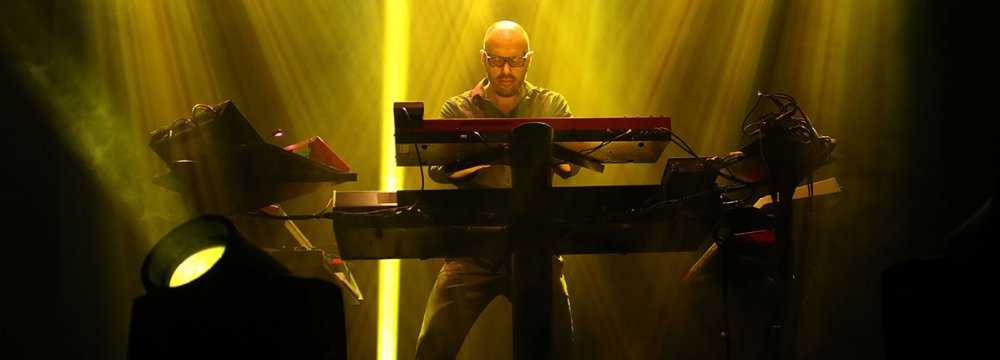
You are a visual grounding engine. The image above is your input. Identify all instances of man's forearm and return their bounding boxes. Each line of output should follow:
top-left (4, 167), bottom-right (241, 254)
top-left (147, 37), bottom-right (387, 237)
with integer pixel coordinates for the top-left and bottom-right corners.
top-left (447, 164), bottom-right (492, 180)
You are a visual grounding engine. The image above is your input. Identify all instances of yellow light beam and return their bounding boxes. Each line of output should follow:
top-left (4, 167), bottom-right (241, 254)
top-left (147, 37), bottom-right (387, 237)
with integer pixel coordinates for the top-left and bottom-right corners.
top-left (379, 0), bottom-right (408, 359)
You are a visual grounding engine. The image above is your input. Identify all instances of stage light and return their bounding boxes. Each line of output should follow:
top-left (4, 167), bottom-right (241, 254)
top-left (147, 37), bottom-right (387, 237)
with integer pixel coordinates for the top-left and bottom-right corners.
top-left (129, 215), bottom-right (347, 359)
top-left (139, 216), bottom-right (234, 293)
top-left (167, 245), bottom-right (224, 287)
top-left (138, 215), bottom-right (291, 295)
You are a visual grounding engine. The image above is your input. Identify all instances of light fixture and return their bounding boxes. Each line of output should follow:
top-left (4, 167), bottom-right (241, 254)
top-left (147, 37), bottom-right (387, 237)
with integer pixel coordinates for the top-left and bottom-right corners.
top-left (128, 215), bottom-right (347, 359)
top-left (138, 215), bottom-right (288, 294)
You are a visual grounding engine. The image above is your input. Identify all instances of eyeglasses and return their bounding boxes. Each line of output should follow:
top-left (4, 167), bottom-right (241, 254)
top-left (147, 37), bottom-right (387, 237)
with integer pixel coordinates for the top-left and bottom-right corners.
top-left (482, 50), bottom-right (533, 68)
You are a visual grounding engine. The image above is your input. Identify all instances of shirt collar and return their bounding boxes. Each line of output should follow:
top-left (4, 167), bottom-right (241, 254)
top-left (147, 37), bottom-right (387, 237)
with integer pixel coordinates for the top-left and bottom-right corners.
top-left (471, 78), bottom-right (538, 101)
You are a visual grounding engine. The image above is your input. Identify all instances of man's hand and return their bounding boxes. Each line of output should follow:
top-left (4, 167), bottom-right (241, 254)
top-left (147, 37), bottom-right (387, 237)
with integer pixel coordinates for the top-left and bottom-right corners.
top-left (447, 164), bottom-right (492, 180)
top-left (554, 163), bottom-right (574, 179)
top-left (448, 163), bottom-right (574, 180)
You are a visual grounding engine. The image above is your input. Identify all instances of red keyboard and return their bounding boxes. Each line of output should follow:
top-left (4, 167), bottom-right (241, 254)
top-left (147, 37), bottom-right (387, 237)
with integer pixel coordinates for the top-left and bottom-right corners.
top-left (399, 116), bottom-right (671, 133)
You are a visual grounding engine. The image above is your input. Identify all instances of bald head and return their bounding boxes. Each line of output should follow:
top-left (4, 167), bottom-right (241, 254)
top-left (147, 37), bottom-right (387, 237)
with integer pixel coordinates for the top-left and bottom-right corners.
top-left (481, 21), bottom-right (533, 98)
top-left (483, 20), bottom-right (530, 52)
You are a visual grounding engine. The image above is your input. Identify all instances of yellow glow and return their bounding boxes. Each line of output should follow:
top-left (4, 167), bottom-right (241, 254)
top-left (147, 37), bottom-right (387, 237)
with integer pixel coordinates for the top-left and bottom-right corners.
top-left (382, 2), bottom-right (408, 192)
top-left (0, 1), bottom-right (914, 357)
top-left (379, 0), bottom-right (409, 359)
top-left (168, 245), bottom-right (225, 288)
top-left (377, 258), bottom-right (401, 359)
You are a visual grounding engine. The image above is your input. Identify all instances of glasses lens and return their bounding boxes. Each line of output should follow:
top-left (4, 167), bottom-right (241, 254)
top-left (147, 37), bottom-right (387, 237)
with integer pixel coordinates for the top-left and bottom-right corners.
top-left (487, 55), bottom-right (527, 68)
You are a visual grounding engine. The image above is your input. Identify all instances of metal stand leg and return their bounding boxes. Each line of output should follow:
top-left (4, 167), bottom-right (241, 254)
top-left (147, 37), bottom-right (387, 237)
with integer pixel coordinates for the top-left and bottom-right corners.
top-left (509, 122), bottom-right (555, 359)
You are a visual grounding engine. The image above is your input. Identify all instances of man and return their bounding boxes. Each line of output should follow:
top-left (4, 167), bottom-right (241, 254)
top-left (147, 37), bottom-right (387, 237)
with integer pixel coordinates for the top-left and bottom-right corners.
top-left (416, 21), bottom-right (576, 359)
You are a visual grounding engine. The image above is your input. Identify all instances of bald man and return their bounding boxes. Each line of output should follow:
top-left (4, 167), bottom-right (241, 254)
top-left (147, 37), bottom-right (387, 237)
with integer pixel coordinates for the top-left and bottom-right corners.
top-left (417, 21), bottom-right (576, 359)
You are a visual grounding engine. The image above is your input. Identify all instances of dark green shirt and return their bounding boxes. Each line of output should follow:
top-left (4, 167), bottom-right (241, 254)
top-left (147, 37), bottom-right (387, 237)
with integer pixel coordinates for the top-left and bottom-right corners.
top-left (430, 79), bottom-right (574, 188)
top-left (440, 78), bottom-right (572, 119)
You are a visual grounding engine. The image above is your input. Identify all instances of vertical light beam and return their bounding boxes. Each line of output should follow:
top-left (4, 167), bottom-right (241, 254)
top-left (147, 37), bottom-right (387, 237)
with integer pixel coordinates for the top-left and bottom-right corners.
top-left (379, 0), bottom-right (408, 359)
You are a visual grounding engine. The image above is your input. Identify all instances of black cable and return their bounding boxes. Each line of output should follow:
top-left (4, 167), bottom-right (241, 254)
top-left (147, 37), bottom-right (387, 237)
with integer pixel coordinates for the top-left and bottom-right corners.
top-left (798, 105), bottom-right (820, 139)
top-left (472, 131), bottom-right (492, 150)
top-left (674, 132), bottom-right (698, 157)
top-left (656, 127), bottom-right (699, 158)
top-left (402, 107), bottom-right (427, 191)
top-left (583, 187), bottom-right (720, 223)
top-left (249, 204), bottom-right (417, 220)
top-left (190, 103), bottom-right (216, 125)
top-left (717, 171), bottom-right (749, 185)
top-left (244, 210), bottom-right (327, 220)
top-left (163, 117), bottom-right (195, 165)
top-left (308, 193), bottom-right (337, 218)
top-left (630, 188), bottom-right (718, 218)
top-left (571, 126), bottom-right (699, 160)
top-left (774, 93), bottom-right (814, 139)
top-left (246, 189), bottom-right (503, 223)
top-left (333, 206), bottom-right (416, 217)
top-left (579, 129), bottom-right (633, 155)
top-left (414, 143), bottom-right (425, 191)
top-left (168, 117), bottom-right (193, 132)
top-left (741, 91), bottom-right (765, 137)
top-left (165, 104), bottom-right (217, 163)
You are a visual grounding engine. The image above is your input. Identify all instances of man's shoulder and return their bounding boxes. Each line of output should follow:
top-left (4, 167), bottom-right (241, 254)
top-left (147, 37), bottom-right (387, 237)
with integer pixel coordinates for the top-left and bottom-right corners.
top-left (524, 81), bottom-right (571, 117)
top-left (443, 90), bottom-right (475, 106)
top-left (440, 89), bottom-right (480, 118)
top-left (448, 80), bottom-right (487, 105)
top-left (525, 81), bottom-right (567, 101)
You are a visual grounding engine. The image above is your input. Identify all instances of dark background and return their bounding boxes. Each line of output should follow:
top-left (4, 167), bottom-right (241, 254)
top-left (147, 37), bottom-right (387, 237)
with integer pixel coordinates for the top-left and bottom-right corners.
top-left (1, 1), bottom-right (996, 359)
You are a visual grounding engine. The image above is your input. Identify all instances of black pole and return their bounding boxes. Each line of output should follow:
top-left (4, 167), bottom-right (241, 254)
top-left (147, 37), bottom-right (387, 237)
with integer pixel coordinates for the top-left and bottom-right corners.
top-left (509, 122), bottom-right (555, 359)
top-left (770, 185), bottom-right (796, 360)
top-left (718, 237), bottom-right (734, 360)
top-left (759, 124), bottom-right (808, 360)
